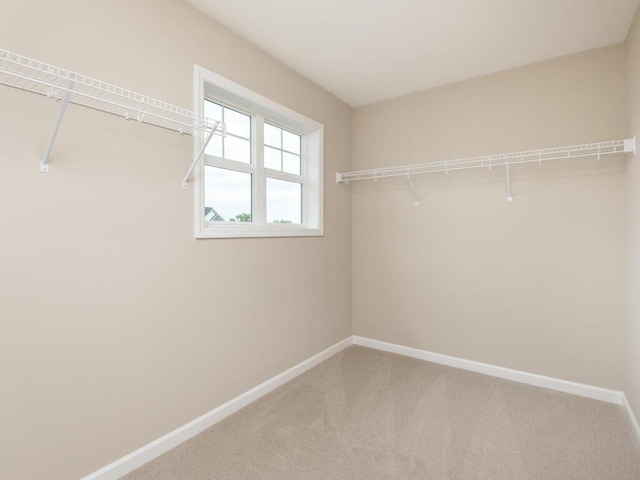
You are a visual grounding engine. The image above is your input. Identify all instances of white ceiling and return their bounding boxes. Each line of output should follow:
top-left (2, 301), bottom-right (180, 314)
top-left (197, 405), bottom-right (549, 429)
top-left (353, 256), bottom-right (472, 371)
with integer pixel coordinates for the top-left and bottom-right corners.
top-left (184, 0), bottom-right (640, 107)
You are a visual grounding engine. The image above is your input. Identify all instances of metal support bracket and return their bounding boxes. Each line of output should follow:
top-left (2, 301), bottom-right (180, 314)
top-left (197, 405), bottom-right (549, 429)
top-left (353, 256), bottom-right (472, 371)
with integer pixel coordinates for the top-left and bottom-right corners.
top-left (40, 79), bottom-right (75, 172)
top-left (407, 174), bottom-right (420, 206)
top-left (506, 163), bottom-right (513, 202)
top-left (181, 124), bottom-right (219, 188)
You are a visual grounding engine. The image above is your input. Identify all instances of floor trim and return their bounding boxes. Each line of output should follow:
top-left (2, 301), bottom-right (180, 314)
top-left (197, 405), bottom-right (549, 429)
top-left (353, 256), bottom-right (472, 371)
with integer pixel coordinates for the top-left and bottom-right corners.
top-left (352, 336), bottom-right (624, 405)
top-left (623, 394), bottom-right (640, 447)
top-left (82, 335), bottom-right (630, 479)
top-left (80, 336), bottom-right (353, 480)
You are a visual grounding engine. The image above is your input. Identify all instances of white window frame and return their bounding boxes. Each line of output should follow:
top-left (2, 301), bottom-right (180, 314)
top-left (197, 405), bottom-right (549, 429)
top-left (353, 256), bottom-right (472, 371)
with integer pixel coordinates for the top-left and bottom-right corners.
top-left (193, 65), bottom-right (323, 239)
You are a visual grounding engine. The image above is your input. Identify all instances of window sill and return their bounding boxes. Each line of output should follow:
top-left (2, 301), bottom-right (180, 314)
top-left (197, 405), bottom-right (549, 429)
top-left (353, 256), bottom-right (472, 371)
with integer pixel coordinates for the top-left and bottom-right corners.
top-left (196, 225), bottom-right (323, 239)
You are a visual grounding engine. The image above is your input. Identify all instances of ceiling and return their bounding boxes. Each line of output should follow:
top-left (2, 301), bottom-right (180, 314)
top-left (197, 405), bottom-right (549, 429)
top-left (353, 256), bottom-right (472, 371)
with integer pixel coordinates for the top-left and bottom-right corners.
top-left (184, 0), bottom-right (640, 107)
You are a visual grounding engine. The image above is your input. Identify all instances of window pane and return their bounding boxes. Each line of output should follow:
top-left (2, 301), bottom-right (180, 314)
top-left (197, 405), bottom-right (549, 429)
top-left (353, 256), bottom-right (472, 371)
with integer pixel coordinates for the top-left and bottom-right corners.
top-left (264, 123), bottom-right (281, 148)
top-left (283, 152), bottom-right (300, 175)
top-left (264, 146), bottom-right (281, 171)
top-left (224, 108), bottom-right (251, 139)
top-left (225, 136), bottom-right (251, 163)
top-left (205, 135), bottom-right (222, 157)
top-left (204, 166), bottom-right (252, 223)
top-left (204, 101), bottom-right (223, 157)
top-left (282, 130), bottom-right (300, 154)
top-left (204, 101), bottom-right (222, 122)
top-left (266, 178), bottom-right (302, 224)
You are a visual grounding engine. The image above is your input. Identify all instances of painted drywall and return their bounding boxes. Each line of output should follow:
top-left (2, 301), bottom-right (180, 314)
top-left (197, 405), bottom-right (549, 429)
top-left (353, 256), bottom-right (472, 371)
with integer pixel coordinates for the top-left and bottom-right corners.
top-left (352, 45), bottom-right (627, 391)
top-left (0, 1), bottom-right (351, 479)
top-left (626, 7), bottom-right (640, 428)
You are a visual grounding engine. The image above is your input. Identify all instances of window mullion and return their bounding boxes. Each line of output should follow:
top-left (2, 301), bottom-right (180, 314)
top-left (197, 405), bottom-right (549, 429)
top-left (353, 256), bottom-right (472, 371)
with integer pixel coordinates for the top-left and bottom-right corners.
top-left (264, 170), bottom-right (304, 183)
top-left (254, 115), bottom-right (266, 227)
top-left (204, 155), bottom-right (254, 174)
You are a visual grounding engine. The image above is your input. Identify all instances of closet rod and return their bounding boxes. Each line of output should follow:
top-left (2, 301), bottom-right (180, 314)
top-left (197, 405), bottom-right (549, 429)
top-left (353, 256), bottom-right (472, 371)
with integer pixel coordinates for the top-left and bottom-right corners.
top-left (0, 48), bottom-right (224, 178)
top-left (336, 137), bottom-right (636, 184)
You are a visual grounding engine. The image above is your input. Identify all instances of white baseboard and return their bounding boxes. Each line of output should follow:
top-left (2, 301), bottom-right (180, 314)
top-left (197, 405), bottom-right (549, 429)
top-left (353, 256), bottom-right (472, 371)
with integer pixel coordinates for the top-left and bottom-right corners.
top-left (81, 336), bottom-right (352, 480)
top-left (352, 336), bottom-right (624, 405)
top-left (83, 335), bottom-right (631, 480)
top-left (623, 394), bottom-right (640, 447)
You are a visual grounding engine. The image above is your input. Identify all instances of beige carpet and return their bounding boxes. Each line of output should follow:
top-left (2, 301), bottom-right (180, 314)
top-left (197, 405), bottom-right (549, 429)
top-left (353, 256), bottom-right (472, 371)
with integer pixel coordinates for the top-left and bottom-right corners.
top-left (124, 346), bottom-right (640, 480)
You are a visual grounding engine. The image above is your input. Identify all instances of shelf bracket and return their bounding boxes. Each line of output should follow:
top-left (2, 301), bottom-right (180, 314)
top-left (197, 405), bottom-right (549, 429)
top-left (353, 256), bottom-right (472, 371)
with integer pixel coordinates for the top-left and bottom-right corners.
top-left (625, 136), bottom-right (637, 154)
top-left (181, 124), bottom-right (219, 188)
top-left (40, 79), bottom-right (75, 172)
top-left (407, 173), bottom-right (420, 206)
top-left (506, 163), bottom-right (513, 202)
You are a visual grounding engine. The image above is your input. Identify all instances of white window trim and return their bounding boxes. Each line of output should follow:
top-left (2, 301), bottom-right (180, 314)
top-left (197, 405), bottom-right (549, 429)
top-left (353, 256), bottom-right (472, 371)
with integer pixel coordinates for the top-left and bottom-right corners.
top-left (193, 65), bottom-right (323, 239)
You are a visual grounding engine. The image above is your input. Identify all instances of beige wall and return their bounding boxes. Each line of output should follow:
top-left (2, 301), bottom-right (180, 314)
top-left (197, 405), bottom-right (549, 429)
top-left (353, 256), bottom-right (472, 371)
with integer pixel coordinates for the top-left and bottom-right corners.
top-left (0, 1), bottom-right (636, 479)
top-left (352, 45), bottom-right (627, 390)
top-left (0, 1), bottom-right (352, 479)
top-left (626, 8), bottom-right (640, 426)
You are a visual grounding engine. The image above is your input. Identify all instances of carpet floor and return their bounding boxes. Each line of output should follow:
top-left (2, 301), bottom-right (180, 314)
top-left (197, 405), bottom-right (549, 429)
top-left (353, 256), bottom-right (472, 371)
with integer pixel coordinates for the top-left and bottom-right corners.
top-left (123, 346), bottom-right (640, 480)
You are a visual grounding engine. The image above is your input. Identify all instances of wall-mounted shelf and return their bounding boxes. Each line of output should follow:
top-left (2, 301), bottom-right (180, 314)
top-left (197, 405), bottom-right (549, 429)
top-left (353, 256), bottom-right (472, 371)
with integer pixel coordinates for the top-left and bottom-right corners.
top-left (0, 48), bottom-right (224, 186)
top-left (337, 137), bottom-right (636, 204)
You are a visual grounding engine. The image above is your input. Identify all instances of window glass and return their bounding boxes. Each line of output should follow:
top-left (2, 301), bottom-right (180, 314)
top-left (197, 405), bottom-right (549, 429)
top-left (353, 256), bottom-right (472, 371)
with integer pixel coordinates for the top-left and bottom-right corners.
top-left (224, 108), bottom-right (251, 139)
top-left (264, 123), bottom-right (281, 148)
top-left (205, 135), bottom-right (223, 158)
top-left (264, 146), bottom-right (281, 171)
top-left (204, 101), bottom-right (222, 122)
top-left (204, 101), bottom-right (251, 163)
top-left (204, 166), bottom-right (252, 222)
top-left (224, 136), bottom-right (251, 164)
top-left (283, 152), bottom-right (300, 175)
top-left (282, 130), bottom-right (300, 154)
top-left (264, 123), bottom-right (301, 175)
top-left (266, 178), bottom-right (301, 224)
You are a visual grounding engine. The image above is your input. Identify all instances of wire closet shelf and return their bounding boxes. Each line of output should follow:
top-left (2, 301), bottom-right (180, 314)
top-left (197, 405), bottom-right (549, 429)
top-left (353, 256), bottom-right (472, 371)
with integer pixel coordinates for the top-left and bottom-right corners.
top-left (0, 48), bottom-right (224, 183)
top-left (337, 138), bottom-right (636, 184)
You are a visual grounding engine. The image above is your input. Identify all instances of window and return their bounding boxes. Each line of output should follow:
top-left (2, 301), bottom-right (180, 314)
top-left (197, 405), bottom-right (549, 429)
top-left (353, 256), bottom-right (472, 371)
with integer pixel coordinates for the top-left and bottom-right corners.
top-left (193, 66), bottom-right (323, 238)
